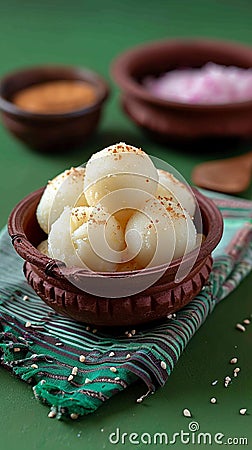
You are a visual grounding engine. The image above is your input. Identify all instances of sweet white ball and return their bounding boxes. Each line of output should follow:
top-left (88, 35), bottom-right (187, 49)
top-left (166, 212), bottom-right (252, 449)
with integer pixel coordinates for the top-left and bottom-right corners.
top-left (84, 143), bottom-right (158, 214)
top-left (125, 196), bottom-right (197, 268)
top-left (156, 169), bottom-right (196, 217)
top-left (48, 205), bottom-right (125, 272)
top-left (37, 167), bottom-right (88, 234)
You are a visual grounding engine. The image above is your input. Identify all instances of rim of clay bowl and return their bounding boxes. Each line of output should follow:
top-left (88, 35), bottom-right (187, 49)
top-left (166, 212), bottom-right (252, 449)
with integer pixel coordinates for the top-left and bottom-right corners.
top-left (111, 38), bottom-right (252, 111)
top-left (0, 64), bottom-right (110, 120)
top-left (8, 187), bottom-right (223, 282)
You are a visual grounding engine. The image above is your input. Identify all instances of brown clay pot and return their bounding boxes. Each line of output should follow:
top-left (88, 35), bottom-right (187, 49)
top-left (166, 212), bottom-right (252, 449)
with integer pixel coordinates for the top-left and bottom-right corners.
top-left (0, 65), bottom-right (109, 152)
top-left (8, 188), bottom-right (223, 327)
top-left (112, 39), bottom-right (252, 141)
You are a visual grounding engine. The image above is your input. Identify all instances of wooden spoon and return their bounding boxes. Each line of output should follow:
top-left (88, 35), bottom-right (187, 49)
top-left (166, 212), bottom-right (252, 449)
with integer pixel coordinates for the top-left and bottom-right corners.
top-left (191, 151), bottom-right (252, 194)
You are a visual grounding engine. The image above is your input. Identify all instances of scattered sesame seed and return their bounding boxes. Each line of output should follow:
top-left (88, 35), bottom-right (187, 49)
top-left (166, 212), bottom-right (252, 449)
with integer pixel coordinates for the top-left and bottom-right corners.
top-left (236, 323), bottom-right (246, 332)
top-left (224, 376), bottom-right (231, 387)
top-left (243, 319), bottom-right (250, 325)
top-left (85, 378), bottom-right (92, 384)
top-left (131, 330), bottom-right (136, 336)
top-left (160, 361), bottom-right (167, 370)
top-left (48, 410), bottom-right (56, 418)
top-left (109, 352), bottom-right (115, 357)
top-left (72, 367), bottom-right (78, 376)
top-left (125, 331), bottom-right (129, 335)
top-left (126, 354), bottom-right (131, 359)
top-left (14, 347), bottom-right (21, 352)
top-left (230, 357), bottom-right (238, 364)
top-left (55, 342), bottom-right (63, 346)
top-left (210, 397), bottom-right (217, 404)
top-left (127, 333), bottom-right (132, 338)
top-left (167, 314), bottom-right (173, 319)
top-left (92, 329), bottom-right (97, 334)
top-left (114, 377), bottom-right (120, 381)
top-left (70, 413), bottom-right (79, 420)
top-left (239, 408), bottom-right (247, 415)
top-left (211, 380), bottom-right (218, 386)
top-left (234, 367), bottom-right (240, 375)
top-left (31, 364), bottom-right (38, 369)
top-left (25, 321), bottom-right (32, 328)
top-left (86, 326), bottom-right (90, 331)
top-left (110, 367), bottom-right (117, 373)
top-left (23, 295), bottom-right (29, 301)
top-left (79, 355), bottom-right (85, 363)
top-left (68, 375), bottom-right (74, 382)
top-left (183, 408), bottom-right (192, 418)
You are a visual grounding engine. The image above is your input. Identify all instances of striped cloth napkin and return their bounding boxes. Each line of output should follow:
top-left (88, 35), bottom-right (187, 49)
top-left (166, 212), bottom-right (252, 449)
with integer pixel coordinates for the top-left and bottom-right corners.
top-left (0, 190), bottom-right (252, 420)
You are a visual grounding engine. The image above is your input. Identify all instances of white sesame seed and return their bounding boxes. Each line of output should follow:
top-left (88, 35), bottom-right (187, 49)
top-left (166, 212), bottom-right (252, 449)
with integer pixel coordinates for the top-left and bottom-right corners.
top-left (234, 367), bottom-right (240, 374)
top-left (114, 377), bottom-right (120, 381)
top-left (55, 342), bottom-right (63, 346)
top-left (167, 314), bottom-right (173, 319)
top-left (14, 347), bottom-right (21, 352)
top-left (70, 413), bottom-right (79, 420)
top-left (25, 321), bottom-right (32, 328)
top-left (210, 397), bottom-right (217, 404)
top-left (243, 319), bottom-right (250, 325)
top-left (131, 330), bottom-right (136, 336)
top-left (85, 378), bottom-right (92, 384)
top-left (23, 295), bottom-right (29, 301)
top-left (126, 354), bottom-right (131, 359)
top-left (86, 326), bottom-right (90, 331)
top-left (136, 397), bottom-right (143, 403)
top-left (236, 323), bottom-right (246, 332)
top-left (125, 331), bottom-right (129, 335)
top-left (48, 410), bottom-right (56, 418)
top-left (72, 367), bottom-right (78, 376)
top-left (31, 364), bottom-right (38, 369)
top-left (127, 333), bottom-right (132, 338)
top-left (183, 408), bottom-right (192, 418)
top-left (92, 329), bottom-right (97, 334)
top-left (224, 376), bottom-right (231, 387)
top-left (230, 357), bottom-right (238, 364)
top-left (239, 408), bottom-right (247, 415)
top-left (110, 367), bottom-right (117, 373)
top-left (109, 352), bottom-right (115, 357)
top-left (79, 355), bottom-right (85, 363)
top-left (211, 380), bottom-right (218, 386)
top-left (161, 361), bottom-right (167, 370)
top-left (68, 375), bottom-right (74, 382)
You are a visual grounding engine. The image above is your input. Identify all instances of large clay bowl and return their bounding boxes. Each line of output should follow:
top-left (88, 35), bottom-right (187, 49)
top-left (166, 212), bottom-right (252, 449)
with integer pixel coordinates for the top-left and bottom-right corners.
top-left (112, 38), bottom-right (252, 142)
top-left (8, 188), bottom-right (223, 327)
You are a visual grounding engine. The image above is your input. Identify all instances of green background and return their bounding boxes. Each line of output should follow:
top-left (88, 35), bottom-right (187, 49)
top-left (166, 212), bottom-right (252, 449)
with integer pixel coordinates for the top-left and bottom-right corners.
top-left (0, 1), bottom-right (251, 449)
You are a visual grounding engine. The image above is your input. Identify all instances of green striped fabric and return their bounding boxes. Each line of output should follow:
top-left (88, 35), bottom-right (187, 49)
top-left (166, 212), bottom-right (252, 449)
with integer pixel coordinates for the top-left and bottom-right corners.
top-left (0, 191), bottom-right (252, 419)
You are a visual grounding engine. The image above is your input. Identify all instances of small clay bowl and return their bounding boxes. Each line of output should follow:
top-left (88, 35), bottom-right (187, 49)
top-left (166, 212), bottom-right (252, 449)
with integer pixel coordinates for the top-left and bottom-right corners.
top-left (8, 188), bottom-right (223, 327)
top-left (111, 38), bottom-right (252, 142)
top-left (0, 65), bottom-right (109, 152)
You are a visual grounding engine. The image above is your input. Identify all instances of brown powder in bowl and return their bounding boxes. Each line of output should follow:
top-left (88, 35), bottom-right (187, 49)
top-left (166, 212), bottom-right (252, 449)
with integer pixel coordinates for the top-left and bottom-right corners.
top-left (12, 80), bottom-right (97, 114)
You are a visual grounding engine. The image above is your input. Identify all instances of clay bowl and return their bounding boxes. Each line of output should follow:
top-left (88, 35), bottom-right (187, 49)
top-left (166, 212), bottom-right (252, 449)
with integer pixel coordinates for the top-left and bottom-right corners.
top-left (111, 38), bottom-right (252, 142)
top-left (8, 187), bottom-right (223, 327)
top-left (0, 65), bottom-right (109, 152)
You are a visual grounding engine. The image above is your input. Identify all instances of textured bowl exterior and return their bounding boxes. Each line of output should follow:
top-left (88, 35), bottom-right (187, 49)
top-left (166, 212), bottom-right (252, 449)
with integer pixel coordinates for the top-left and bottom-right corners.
top-left (0, 65), bottom-right (109, 152)
top-left (8, 187), bottom-right (223, 327)
top-left (24, 256), bottom-right (212, 326)
top-left (112, 39), bottom-right (252, 140)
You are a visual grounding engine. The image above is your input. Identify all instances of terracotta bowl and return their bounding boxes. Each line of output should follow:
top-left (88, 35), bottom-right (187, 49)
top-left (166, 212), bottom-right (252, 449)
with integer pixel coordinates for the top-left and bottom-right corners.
top-left (0, 65), bottom-right (109, 152)
top-left (8, 187), bottom-right (223, 327)
top-left (111, 38), bottom-right (252, 142)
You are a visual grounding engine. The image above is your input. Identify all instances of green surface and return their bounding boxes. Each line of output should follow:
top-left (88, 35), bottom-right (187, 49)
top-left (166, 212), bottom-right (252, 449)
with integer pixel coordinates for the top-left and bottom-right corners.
top-left (0, 1), bottom-right (251, 449)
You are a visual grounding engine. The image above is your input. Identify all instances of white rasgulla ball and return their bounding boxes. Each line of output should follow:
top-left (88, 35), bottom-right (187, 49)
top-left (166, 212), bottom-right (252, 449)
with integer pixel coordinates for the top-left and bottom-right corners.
top-left (156, 169), bottom-right (196, 217)
top-left (37, 167), bottom-right (88, 234)
top-left (48, 205), bottom-right (125, 272)
top-left (84, 142), bottom-right (158, 214)
top-left (125, 196), bottom-right (197, 268)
